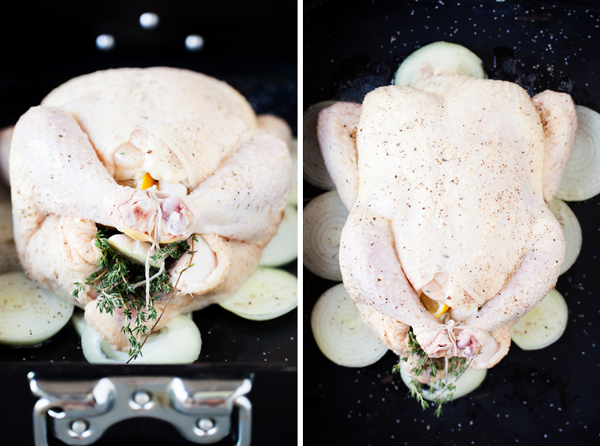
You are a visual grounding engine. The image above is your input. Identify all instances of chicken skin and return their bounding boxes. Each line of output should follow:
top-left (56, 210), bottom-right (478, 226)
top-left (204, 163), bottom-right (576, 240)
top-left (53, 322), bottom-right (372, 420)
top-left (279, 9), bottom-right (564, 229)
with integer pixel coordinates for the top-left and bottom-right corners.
top-left (318, 74), bottom-right (576, 368)
top-left (10, 67), bottom-right (291, 350)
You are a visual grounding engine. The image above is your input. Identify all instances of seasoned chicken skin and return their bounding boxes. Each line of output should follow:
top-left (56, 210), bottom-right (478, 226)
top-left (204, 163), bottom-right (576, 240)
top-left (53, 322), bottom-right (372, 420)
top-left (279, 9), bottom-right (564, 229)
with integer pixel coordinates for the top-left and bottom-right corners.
top-left (10, 67), bottom-right (291, 350)
top-left (318, 74), bottom-right (576, 368)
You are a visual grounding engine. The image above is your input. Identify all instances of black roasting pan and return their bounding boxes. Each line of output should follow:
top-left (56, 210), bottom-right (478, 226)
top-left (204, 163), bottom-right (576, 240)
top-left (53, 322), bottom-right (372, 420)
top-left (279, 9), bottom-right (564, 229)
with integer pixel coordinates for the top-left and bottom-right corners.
top-left (304, 0), bottom-right (600, 444)
top-left (0, 1), bottom-right (297, 445)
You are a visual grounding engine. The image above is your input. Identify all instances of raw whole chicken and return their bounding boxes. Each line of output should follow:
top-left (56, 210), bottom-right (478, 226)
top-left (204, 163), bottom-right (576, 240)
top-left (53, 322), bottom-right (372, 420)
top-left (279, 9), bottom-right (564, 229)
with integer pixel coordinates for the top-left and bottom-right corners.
top-left (10, 67), bottom-right (291, 351)
top-left (317, 74), bottom-right (576, 369)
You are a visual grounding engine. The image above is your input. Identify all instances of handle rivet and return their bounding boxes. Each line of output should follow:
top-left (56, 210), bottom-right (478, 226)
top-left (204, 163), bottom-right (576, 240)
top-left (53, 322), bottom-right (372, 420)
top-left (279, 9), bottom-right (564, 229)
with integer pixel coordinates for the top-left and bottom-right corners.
top-left (197, 417), bottom-right (215, 434)
top-left (70, 419), bottom-right (88, 434)
top-left (132, 390), bottom-right (152, 408)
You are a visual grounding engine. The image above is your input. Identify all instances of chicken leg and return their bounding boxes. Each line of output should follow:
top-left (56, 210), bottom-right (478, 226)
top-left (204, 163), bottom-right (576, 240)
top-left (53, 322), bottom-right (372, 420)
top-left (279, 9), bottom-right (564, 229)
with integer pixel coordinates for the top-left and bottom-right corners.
top-left (340, 204), bottom-right (485, 357)
top-left (318, 102), bottom-right (361, 210)
top-left (531, 90), bottom-right (577, 202)
top-left (11, 106), bottom-right (195, 243)
top-left (463, 205), bottom-right (564, 332)
top-left (183, 131), bottom-right (291, 243)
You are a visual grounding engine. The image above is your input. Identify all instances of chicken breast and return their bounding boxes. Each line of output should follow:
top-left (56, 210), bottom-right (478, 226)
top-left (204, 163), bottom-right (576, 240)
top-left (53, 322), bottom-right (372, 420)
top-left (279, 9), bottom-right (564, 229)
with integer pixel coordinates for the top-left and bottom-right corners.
top-left (10, 67), bottom-right (291, 350)
top-left (318, 74), bottom-right (576, 368)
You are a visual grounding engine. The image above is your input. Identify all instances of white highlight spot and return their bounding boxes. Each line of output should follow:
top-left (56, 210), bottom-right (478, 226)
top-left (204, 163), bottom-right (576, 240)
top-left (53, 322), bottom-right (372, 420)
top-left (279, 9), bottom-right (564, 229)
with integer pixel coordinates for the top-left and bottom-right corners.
top-left (140, 12), bottom-right (159, 29)
top-left (96, 34), bottom-right (115, 51)
top-left (186, 34), bottom-right (205, 51)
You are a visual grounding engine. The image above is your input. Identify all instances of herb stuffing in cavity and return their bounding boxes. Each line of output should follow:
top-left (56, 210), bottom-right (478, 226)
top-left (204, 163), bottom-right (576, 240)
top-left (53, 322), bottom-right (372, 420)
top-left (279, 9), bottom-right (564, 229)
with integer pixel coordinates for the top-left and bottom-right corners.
top-left (73, 229), bottom-right (197, 361)
top-left (392, 329), bottom-right (470, 417)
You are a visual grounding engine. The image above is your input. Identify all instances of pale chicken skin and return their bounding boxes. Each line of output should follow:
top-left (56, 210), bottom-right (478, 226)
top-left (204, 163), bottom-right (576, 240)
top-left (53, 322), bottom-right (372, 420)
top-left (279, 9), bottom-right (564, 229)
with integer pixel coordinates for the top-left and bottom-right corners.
top-left (10, 67), bottom-right (291, 351)
top-left (318, 74), bottom-right (576, 369)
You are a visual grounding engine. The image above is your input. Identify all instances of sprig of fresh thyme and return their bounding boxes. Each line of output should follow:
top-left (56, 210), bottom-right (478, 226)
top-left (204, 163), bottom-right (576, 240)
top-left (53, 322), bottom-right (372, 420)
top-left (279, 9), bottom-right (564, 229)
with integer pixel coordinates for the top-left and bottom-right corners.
top-left (127, 235), bottom-right (198, 364)
top-left (73, 229), bottom-right (192, 360)
top-left (392, 328), bottom-right (470, 417)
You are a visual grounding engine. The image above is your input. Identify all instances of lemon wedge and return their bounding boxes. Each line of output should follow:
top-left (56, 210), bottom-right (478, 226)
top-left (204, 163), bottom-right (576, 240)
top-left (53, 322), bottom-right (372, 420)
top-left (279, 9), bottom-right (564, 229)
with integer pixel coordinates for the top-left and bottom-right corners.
top-left (141, 172), bottom-right (157, 190)
top-left (122, 227), bottom-right (153, 242)
top-left (420, 293), bottom-right (449, 319)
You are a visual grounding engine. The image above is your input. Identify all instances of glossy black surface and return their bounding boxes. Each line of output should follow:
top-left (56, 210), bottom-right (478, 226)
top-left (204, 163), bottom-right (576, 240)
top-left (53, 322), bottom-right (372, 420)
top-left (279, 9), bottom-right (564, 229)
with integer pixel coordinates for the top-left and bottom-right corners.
top-left (304, 0), bottom-right (600, 444)
top-left (0, 1), bottom-right (297, 444)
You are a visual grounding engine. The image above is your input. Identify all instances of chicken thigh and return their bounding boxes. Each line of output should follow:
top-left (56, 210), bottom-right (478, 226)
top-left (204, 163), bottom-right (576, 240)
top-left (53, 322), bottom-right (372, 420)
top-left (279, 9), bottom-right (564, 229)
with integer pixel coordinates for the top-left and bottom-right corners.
top-left (318, 74), bottom-right (576, 368)
top-left (10, 67), bottom-right (291, 350)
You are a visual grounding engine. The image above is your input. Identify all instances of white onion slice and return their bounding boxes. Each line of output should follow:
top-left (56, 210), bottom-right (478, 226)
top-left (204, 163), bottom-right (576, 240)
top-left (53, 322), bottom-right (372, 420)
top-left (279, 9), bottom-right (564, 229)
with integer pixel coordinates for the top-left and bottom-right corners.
top-left (0, 126), bottom-right (12, 185)
top-left (81, 315), bottom-right (202, 364)
top-left (394, 41), bottom-right (486, 87)
top-left (260, 205), bottom-right (298, 267)
top-left (107, 233), bottom-right (161, 268)
top-left (71, 310), bottom-right (87, 336)
top-left (399, 365), bottom-right (487, 401)
top-left (0, 271), bottom-right (74, 345)
top-left (547, 198), bottom-right (582, 274)
top-left (510, 289), bottom-right (568, 351)
top-left (158, 180), bottom-right (188, 198)
top-left (311, 283), bottom-right (388, 367)
top-left (219, 267), bottom-right (297, 321)
top-left (80, 324), bottom-right (120, 364)
top-left (303, 190), bottom-right (348, 281)
top-left (0, 200), bottom-right (20, 274)
top-left (304, 101), bottom-right (337, 190)
top-left (289, 138), bottom-right (298, 206)
top-left (556, 105), bottom-right (600, 201)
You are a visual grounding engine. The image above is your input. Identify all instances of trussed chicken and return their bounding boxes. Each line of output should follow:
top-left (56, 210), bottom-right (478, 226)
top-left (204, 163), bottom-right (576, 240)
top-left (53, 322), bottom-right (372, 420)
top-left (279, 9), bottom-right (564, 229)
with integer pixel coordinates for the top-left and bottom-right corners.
top-left (318, 74), bottom-right (576, 369)
top-left (10, 67), bottom-right (291, 350)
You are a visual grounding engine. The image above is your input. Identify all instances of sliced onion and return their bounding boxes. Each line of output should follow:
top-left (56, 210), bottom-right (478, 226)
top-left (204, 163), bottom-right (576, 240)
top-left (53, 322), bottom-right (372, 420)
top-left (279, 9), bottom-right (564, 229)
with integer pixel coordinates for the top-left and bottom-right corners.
top-left (510, 289), bottom-right (568, 351)
top-left (303, 101), bottom-right (337, 190)
top-left (303, 190), bottom-right (348, 281)
top-left (158, 180), bottom-right (188, 197)
top-left (80, 324), bottom-right (120, 364)
top-left (260, 205), bottom-right (298, 267)
top-left (71, 310), bottom-right (87, 336)
top-left (0, 200), bottom-right (20, 274)
top-left (0, 271), bottom-right (74, 345)
top-left (311, 283), bottom-right (388, 367)
top-left (289, 138), bottom-right (298, 206)
top-left (107, 233), bottom-right (161, 268)
top-left (547, 198), bottom-right (582, 274)
top-left (81, 315), bottom-right (202, 364)
top-left (394, 41), bottom-right (486, 87)
top-left (219, 267), bottom-right (297, 321)
top-left (399, 365), bottom-right (487, 401)
top-left (556, 105), bottom-right (600, 201)
top-left (0, 126), bottom-right (12, 186)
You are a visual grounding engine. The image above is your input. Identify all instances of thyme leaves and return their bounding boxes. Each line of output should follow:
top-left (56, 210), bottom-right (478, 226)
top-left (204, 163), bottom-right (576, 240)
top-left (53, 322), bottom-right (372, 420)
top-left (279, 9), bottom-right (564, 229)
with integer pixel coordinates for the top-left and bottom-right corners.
top-left (73, 230), bottom-right (193, 360)
top-left (393, 328), bottom-right (470, 417)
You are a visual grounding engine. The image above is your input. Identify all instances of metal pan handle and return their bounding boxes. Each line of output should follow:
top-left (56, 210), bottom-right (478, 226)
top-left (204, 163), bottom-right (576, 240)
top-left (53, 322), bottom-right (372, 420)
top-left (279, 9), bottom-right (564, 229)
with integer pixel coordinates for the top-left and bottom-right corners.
top-left (29, 372), bottom-right (252, 446)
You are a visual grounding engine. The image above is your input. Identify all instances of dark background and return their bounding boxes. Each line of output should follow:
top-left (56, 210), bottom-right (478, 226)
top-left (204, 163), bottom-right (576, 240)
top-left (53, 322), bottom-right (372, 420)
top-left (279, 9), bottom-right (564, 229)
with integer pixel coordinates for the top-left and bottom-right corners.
top-left (0, 1), bottom-right (297, 445)
top-left (304, 0), bottom-right (600, 445)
